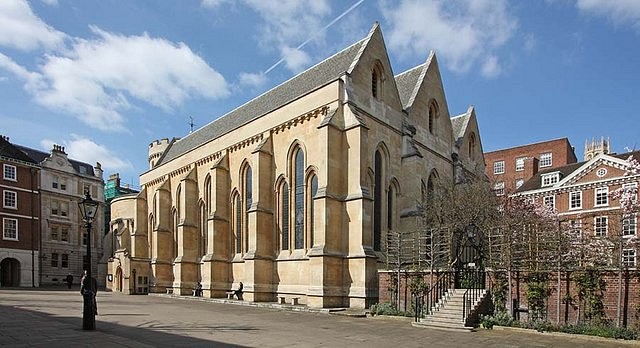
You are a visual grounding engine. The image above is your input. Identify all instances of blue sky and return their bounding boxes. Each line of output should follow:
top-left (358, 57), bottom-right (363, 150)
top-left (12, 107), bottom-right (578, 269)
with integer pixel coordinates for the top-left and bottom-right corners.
top-left (1, 0), bottom-right (639, 188)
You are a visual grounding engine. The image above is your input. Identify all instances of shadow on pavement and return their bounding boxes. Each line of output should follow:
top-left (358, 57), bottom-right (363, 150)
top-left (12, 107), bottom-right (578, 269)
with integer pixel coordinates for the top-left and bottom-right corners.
top-left (0, 304), bottom-right (252, 347)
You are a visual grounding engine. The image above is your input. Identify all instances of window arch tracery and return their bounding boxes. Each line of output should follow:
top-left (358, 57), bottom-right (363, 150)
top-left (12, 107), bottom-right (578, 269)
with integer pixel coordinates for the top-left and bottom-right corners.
top-left (428, 100), bottom-right (439, 134)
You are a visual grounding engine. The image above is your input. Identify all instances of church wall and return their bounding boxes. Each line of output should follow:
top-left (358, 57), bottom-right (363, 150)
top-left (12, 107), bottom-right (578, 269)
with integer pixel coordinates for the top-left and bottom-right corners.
top-left (113, 25), bottom-right (487, 309)
top-left (140, 82), bottom-right (342, 185)
top-left (138, 81), bottom-right (347, 301)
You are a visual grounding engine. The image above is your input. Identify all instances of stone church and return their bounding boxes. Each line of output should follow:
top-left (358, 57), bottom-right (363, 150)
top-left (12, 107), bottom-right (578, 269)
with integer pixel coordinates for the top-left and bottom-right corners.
top-left (107, 23), bottom-right (486, 309)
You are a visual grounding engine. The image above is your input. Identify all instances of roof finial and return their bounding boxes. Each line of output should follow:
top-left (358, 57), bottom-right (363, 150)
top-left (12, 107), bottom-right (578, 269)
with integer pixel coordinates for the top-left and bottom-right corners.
top-left (189, 116), bottom-right (195, 134)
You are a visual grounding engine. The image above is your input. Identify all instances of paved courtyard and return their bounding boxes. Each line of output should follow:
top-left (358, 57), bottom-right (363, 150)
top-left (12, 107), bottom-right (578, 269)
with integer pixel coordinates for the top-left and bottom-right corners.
top-left (0, 288), bottom-right (636, 347)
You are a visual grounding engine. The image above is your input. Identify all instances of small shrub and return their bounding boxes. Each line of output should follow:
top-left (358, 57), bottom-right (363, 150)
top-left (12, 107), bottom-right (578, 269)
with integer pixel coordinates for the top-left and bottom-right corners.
top-left (369, 302), bottom-right (411, 317)
top-left (483, 317), bottom-right (640, 341)
top-left (480, 310), bottom-right (513, 329)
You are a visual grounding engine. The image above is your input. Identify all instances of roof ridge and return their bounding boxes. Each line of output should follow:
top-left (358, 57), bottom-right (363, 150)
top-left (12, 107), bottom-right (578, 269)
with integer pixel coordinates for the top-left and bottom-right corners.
top-left (485, 137), bottom-right (573, 154)
top-left (155, 27), bottom-right (372, 167)
top-left (347, 22), bottom-right (378, 74)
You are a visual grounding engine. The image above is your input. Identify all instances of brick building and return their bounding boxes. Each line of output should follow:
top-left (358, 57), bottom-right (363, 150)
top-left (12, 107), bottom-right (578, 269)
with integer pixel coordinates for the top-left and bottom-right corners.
top-left (0, 136), bottom-right (40, 287)
top-left (515, 149), bottom-right (640, 325)
top-left (16, 144), bottom-right (105, 287)
top-left (484, 138), bottom-right (578, 195)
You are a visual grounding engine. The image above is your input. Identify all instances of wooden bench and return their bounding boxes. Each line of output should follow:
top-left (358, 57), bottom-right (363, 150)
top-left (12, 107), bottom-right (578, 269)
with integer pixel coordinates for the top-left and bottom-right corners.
top-left (279, 296), bottom-right (300, 305)
top-left (226, 292), bottom-right (234, 299)
top-left (166, 288), bottom-right (173, 294)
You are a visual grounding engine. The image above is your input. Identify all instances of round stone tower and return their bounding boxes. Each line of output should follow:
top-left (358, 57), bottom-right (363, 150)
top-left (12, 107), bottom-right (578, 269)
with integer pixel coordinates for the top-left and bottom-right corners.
top-left (148, 138), bottom-right (171, 169)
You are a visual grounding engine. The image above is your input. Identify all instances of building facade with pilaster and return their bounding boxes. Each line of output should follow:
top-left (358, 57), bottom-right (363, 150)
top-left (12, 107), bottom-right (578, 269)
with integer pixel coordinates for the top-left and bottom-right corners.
top-left (17, 144), bottom-right (105, 287)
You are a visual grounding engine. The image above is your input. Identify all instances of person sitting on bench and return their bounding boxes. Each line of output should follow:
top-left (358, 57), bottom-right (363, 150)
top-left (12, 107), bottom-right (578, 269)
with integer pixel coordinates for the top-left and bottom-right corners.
top-left (232, 282), bottom-right (243, 300)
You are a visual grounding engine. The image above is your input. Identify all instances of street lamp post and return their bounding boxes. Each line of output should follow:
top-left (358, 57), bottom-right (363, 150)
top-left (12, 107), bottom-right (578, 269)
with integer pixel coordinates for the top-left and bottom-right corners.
top-left (78, 191), bottom-right (98, 331)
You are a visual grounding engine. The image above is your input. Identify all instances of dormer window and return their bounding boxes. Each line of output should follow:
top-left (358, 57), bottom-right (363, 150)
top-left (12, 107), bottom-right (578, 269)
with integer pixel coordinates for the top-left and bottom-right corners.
top-left (541, 172), bottom-right (560, 187)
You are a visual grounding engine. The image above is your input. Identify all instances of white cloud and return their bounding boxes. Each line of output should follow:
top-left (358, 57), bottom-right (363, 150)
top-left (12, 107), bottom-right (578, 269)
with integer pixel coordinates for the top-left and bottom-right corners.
top-left (41, 0), bottom-right (58, 5)
top-left (0, 0), bottom-right (66, 51)
top-left (201, 0), bottom-right (232, 8)
top-left (204, 0), bottom-right (332, 75)
top-left (41, 135), bottom-right (133, 172)
top-left (380, 0), bottom-right (517, 76)
top-left (239, 71), bottom-right (267, 88)
top-left (244, 0), bottom-right (331, 48)
top-left (481, 55), bottom-right (501, 78)
top-left (280, 45), bottom-right (311, 73)
top-left (2, 27), bottom-right (230, 132)
top-left (576, 0), bottom-right (640, 31)
top-left (0, 52), bottom-right (45, 90)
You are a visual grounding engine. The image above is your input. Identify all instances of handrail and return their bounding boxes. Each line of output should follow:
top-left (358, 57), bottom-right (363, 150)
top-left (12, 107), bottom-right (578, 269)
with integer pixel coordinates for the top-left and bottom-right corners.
top-left (461, 268), bottom-right (486, 324)
top-left (415, 271), bottom-right (453, 322)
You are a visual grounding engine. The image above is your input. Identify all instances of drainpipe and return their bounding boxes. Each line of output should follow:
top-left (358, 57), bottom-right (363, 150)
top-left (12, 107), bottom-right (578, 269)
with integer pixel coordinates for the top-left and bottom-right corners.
top-left (30, 167), bottom-right (35, 287)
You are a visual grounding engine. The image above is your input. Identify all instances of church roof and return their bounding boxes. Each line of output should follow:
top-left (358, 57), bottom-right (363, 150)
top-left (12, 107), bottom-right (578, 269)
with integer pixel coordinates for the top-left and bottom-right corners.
top-left (394, 51), bottom-right (435, 111)
top-left (394, 64), bottom-right (424, 109)
top-left (155, 36), bottom-right (368, 167)
top-left (451, 107), bottom-right (472, 147)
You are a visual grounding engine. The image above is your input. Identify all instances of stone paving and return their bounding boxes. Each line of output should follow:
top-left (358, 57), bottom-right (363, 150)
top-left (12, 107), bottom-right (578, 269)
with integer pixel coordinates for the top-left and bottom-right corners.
top-left (0, 287), bottom-right (637, 347)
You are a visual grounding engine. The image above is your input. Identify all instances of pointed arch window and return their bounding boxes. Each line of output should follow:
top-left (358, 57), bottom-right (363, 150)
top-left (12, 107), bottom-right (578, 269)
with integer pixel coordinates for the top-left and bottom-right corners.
top-left (173, 185), bottom-right (181, 260)
top-left (428, 101), bottom-right (439, 134)
top-left (372, 70), bottom-right (379, 99)
top-left (427, 171), bottom-right (438, 198)
top-left (172, 209), bottom-right (178, 260)
top-left (294, 149), bottom-right (305, 249)
top-left (373, 150), bottom-right (383, 251)
top-left (280, 182), bottom-right (290, 250)
top-left (148, 215), bottom-right (154, 260)
top-left (469, 133), bottom-right (476, 159)
top-left (387, 185), bottom-right (394, 231)
top-left (204, 176), bottom-right (212, 212)
top-left (372, 62), bottom-right (384, 100)
top-left (308, 174), bottom-right (318, 248)
top-left (234, 194), bottom-right (242, 254)
top-left (244, 166), bottom-right (252, 253)
top-left (199, 202), bottom-right (207, 257)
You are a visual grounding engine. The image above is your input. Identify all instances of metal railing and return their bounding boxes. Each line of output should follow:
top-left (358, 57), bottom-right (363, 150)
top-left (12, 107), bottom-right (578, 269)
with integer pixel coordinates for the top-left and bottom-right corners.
top-left (461, 268), bottom-right (486, 323)
top-left (414, 271), bottom-right (453, 322)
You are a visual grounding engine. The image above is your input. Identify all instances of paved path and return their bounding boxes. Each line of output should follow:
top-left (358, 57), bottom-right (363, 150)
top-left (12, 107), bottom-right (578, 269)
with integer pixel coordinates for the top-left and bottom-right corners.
top-left (0, 288), bottom-right (636, 347)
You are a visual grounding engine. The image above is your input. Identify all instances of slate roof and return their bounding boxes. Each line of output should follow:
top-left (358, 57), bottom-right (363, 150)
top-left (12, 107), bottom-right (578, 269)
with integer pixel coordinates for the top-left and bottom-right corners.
top-left (451, 110), bottom-right (471, 147)
top-left (394, 64), bottom-right (424, 109)
top-left (0, 137), bottom-right (38, 164)
top-left (516, 150), bottom-right (640, 193)
top-left (155, 37), bottom-right (368, 167)
top-left (16, 145), bottom-right (95, 177)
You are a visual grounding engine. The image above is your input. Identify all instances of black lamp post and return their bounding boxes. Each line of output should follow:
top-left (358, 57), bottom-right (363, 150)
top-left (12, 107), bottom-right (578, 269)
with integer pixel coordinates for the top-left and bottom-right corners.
top-left (78, 191), bottom-right (98, 330)
top-left (132, 268), bottom-right (137, 295)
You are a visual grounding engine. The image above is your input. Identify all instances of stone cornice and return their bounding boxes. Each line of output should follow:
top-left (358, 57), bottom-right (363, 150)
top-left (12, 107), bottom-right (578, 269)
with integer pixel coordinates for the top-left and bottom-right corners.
top-left (144, 104), bottom-right (331, 190)
top-left (272, 105), bottom-right (330, 135)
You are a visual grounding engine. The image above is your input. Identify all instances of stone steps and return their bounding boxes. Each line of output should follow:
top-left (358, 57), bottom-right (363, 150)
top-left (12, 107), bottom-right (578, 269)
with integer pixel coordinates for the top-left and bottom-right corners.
top-left (414, 289), bottom-right (486, 332)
